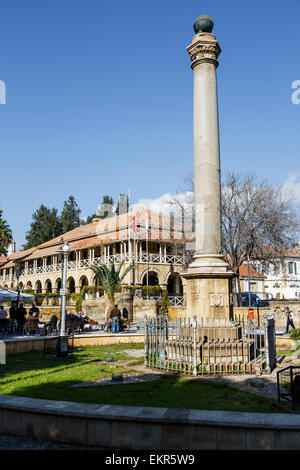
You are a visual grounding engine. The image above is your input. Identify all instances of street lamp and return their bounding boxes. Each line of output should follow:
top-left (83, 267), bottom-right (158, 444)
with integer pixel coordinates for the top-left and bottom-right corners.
top-left (56, 238), bottom-right (70, 357)
top-left (15, 262), bottom-right (21, 307)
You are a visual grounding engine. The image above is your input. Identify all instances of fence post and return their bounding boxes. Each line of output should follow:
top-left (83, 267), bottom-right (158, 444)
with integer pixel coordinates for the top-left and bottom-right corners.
top-left (264, 315), bottom-right (270, 373)
top-left (193, 315), bottom-right (198, 376)
top-left (264, 314), bottom-right (276, 373)
top-left (265, 315), bottom-right (276, 372)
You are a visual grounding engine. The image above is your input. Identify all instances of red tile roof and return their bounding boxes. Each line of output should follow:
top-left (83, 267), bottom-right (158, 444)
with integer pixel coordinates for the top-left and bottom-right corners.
top-left (239, 264), bottom-right (265, 279)
top-left (0, 209), bottom-right (193, 268)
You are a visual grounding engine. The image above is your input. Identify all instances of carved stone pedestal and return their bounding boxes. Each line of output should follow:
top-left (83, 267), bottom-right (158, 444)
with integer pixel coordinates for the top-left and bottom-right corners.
top-left (183, 272), bottom-right (233, 320)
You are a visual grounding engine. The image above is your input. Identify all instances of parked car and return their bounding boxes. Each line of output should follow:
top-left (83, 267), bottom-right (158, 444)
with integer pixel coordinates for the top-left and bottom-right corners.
top-left (239, 292), bottom-right (269, 308)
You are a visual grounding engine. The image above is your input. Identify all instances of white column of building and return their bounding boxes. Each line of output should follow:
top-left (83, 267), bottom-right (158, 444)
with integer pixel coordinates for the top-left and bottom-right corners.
top-left (140, 241), bottom-right (143, 260)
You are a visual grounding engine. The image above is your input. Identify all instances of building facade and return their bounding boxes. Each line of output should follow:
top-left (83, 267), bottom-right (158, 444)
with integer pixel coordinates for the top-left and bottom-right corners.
top-left (238, 263), bottom-right (266, 298)
top-left (0, 209), bottom-right (190, 305)
top-left (253, 244), bottom-right (300, 300)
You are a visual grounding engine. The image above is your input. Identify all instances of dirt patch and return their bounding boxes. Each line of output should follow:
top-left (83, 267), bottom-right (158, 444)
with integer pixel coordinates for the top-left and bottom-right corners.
top-left (122, 349), bottom-right (144, 358)
top-left (70, 369), bottom-right (175, 388)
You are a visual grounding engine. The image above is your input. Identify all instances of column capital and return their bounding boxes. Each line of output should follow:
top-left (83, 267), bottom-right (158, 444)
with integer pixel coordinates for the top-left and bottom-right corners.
top-left (186, 33), bottom-right (221, 69)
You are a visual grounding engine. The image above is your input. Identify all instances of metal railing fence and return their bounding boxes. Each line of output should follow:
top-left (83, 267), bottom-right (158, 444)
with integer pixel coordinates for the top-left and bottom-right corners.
top-left (277, 366), bottom-right (300, 410)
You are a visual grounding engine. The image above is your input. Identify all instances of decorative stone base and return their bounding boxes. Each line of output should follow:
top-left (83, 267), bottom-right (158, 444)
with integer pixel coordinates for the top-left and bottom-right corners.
top-left (183, 273), bottom-right (234, 320)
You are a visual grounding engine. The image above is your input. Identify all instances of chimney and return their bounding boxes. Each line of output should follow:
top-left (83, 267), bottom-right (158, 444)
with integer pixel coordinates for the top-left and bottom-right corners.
top-left (7, 241), bottom-right (16, 256)
top-left (294, 242), bottom-right (299, 254)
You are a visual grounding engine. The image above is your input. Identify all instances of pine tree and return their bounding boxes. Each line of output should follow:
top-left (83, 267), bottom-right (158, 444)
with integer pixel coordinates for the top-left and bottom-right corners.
top-left (85, 213), bottom-right (97, 224)
top-left (0, 209), bottom-right (12, 255)
top-left (84, 195), bottom-right (114, 224)
top-left (23, 205), bottom-right (62, 249)
top-left (60, 195), bottom-right (82, 234)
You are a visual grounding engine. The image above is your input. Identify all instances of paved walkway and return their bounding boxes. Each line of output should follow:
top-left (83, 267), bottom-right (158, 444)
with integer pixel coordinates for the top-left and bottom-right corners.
top-left (0, 433), bottom-right (104, 450)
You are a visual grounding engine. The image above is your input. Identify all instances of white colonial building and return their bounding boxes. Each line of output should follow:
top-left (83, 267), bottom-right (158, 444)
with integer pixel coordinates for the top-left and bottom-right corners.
top-left (0, 209), bottom-right (192, 306)
top-left (253, 244), bottom-right (300, 300)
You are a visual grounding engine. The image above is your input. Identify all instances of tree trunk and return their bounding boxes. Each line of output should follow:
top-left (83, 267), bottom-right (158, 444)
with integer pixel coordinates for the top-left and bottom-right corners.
top-left (231, 267), bottom-right (241, 307)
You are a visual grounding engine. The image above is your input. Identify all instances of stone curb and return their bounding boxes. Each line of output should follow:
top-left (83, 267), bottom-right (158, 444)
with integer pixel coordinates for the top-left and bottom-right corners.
top-left (0, 395), bottom-right (299, 430)
top-left (1, 394), bottom-right (300, 449)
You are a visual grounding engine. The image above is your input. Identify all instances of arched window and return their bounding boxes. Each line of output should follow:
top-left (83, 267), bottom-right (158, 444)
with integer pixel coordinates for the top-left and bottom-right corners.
top-left (67, 277), bottom-right (76, 294)
top-left (142, 271), bottom-right (159, 286)
top-left (167, 273), bottom-right (183, 296)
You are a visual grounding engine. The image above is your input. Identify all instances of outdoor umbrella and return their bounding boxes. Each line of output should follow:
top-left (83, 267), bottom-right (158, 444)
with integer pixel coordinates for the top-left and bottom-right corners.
top-left (0, 288), bottom-right (35, 302)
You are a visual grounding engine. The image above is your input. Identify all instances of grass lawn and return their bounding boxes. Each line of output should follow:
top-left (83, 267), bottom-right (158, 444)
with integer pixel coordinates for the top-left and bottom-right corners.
top-left (0, 345), bottom-right (287, 413)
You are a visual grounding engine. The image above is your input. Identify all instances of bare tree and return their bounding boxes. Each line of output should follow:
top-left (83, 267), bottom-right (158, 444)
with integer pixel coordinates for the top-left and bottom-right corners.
top-left (221, 171), bottom-right (299, 276)
top-left (170, 171), bottom-right (300, 296)
top-left (167, 174), bottom-right (195, 269)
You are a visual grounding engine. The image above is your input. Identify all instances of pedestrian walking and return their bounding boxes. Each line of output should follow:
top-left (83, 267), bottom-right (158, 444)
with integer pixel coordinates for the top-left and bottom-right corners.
top-left (285, 306), bottom-right (296, 334)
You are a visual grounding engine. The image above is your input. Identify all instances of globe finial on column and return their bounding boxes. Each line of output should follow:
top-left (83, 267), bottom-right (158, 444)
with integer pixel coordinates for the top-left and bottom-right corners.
top-left (193, 14), bottom-right (214, 34)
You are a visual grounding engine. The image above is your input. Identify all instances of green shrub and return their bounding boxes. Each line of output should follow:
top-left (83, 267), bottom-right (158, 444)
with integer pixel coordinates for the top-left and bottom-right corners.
top-left (35, 294), bottom-right (46, 306)
top-left (70, 293), bottom-right (81, 301)
top-left (23, 289), bottom-right (35, 295)
top-left (76, 297), bottom-right (83, 312)
top-left (141, 285), bottom-right (162, 296)
top-left (290, 328), bottom-right (300, 341)
top-left (161, 288), bottom-right (171, 315)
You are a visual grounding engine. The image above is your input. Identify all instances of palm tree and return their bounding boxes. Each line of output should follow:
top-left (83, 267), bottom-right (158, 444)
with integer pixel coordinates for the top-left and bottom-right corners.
top-left (89, 260), bottom-right (135, 306)
top-left (0, 210), bottom-right (12, 255)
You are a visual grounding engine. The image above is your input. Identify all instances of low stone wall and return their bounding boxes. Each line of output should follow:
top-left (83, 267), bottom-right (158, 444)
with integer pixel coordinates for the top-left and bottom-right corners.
top-left (82, 294), bottom-right (157, 323)
top-left (270, 300), bottom-right (300, 329)
top-left (3, 334), bottom-right (144, 356)
top-left (168, 306), bottom-right (187, 320)
top-left (234, 302), bottom-right (300, 330)
top-left (0, 395), bottom-right (299, 450)
top-left (4, 337), bottom-right (58, 355)
top-left (275, 336), bottom-right (298, 351)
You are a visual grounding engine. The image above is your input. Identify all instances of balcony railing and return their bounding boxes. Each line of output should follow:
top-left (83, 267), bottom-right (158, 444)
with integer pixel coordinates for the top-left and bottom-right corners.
top-left (168, 295), bottom-right (184, 306)
top-left (0, 253), bottom-right (184, 280)
top-left (0, 274), bottom-right (14, 281)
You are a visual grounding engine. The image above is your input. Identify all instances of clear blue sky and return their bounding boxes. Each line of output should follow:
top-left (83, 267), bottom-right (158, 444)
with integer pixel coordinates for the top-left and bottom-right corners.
top-left (1, 0), bottom-right (300, 248)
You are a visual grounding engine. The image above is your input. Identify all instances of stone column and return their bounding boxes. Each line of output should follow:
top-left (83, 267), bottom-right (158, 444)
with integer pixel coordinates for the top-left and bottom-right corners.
top-left (182, 15), bottom-right (233, 320)
top-left (163, 245), bottom-right (167, 261)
